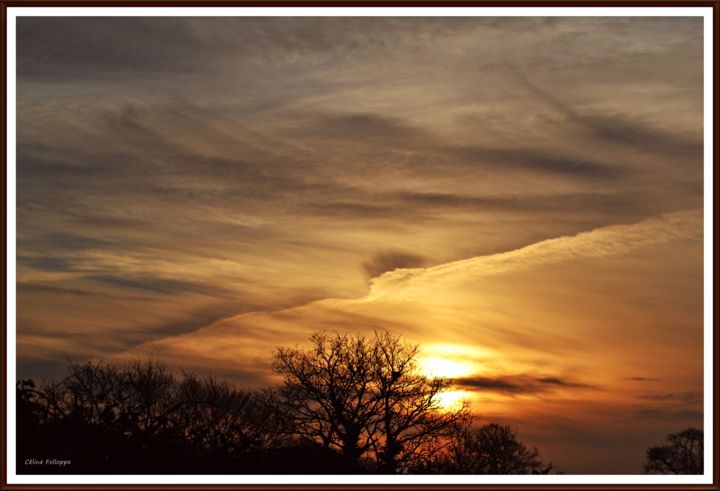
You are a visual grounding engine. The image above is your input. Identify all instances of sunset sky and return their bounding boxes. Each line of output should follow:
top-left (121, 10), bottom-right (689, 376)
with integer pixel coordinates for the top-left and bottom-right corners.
top-left (15, 16), bottom-right (704, 473)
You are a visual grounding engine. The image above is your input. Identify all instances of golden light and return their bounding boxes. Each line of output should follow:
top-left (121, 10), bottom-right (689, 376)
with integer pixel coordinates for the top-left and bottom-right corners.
top-left (434, 390), bottom-right (472, 411)
top-left (419, 356), bottom-right (475, 379)
top-left (416, 344), bottom-right (484, 410)
top-left (417, 343), bottom-right (487, 379)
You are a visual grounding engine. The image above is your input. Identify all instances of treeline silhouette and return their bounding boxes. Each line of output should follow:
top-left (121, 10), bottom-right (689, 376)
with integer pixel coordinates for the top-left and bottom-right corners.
top-left (18, 331), bottom-right (554, 474)
top-left (16, 331), bottom-right (702, 474)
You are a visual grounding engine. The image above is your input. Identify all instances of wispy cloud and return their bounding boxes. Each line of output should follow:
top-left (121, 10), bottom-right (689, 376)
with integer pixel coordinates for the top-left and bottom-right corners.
top-left (362, 250), bottom-right (428, 278)
top-left (456, 374), bottom-right (599, 395)
top-left (638, 392), bottom-right (703, 405)
top-left (633, 409), bottom-right (703, 422)
top-left (366, 209), bottom-right (701, 299)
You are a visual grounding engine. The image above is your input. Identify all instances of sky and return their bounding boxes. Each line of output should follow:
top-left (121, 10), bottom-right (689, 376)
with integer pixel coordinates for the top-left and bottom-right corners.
top-left (15, 16), bottom-right (704, 473)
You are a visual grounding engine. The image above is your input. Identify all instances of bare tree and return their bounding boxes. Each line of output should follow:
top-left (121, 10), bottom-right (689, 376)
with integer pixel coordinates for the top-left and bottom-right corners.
top-left (644, 427), bottom-right (703, 474)
top-left (272, 330), bottom-right (467, 472)
top-left (442, 419), bottom-right (554, 474)
top-left (58, 358), bottom-right (178, 438)
top-left (174, 374), bottom-right (285, 455)
top-left (370, 331), bottom-right (466, 473)
top-left (17, 359), bottom-right (289, 473)
top-left (45, 359), bottom-right (285, 448)
top-left (272, 332), bottom-right (379, 466)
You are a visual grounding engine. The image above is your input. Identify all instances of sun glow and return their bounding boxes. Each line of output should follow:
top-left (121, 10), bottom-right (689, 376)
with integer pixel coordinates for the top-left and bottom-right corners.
top-left (418, 343), bottom-right (486, 380)
top-left (417, 345), bottom-right (483, 410)
top-left (434, 390), bottom-right (471, 411)
top-left (419, 356), bottom-right (475, 379)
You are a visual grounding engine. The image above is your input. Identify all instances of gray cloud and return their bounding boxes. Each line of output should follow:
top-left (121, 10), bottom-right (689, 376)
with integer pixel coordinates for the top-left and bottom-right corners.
top-left (362, 250), bottom-right (428, 278)
top-left (633, 409), bottom-right (703, 422)
top-left (451, 147), bottom-right (624, 180)
top-left (17, 255), bottom-right (78, 272)
top-left (17, 283), bottom-right (94, 297)
top-left (15, 17), bottom-right (557, 82)
top-left (299, 201), bottom-right (415, 221)
top-left (456, 374), bottom-right (598, 395)
top-left (574, 113), bottom-right (702, 158)
top-left (518, 77), bottom-right (703, 159)
top-left (86, 275), bottom-right (237, 298)
top-left (299, 188), bottom-right (699, 227)
top-left (283, 112), bottom-right (430, 143)
top-left (17, 282), bottom-right (152, 302)
top-left (393, 191), bottom-right (645, 214)
top-left (638, 392), bottom-right (703, 405)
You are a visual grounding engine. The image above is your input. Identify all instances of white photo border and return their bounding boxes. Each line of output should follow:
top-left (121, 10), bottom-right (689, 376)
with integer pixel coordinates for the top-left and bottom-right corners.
top-left (4, 5), bottom-right (715, 486)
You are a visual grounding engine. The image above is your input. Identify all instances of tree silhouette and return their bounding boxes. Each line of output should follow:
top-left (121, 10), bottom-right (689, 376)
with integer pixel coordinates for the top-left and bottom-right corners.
top-left (17, 359), bottom-right (288, 473)
top-left (272, 331), bottom-right (466, 472)
top-left (644, 427), bottom-right (703, 474)
top-left (436, 416), bottom-right (555, 474)
top-left (272, 332), bottom-right (380, 468)
top-left (370, 331), bottom-right (465, 473)
top-left (16, 336), bottom-right (562, 475)
top-left (172, 373), bottom-right (286, 457)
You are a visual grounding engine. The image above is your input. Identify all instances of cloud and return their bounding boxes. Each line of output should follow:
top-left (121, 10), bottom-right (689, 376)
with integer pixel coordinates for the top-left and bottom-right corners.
top-left (517, 76), bottom-right (703, 159)
top-left (17, 18), bottom-right (216, 80)
top-left (366, 209), bottom-right (701, 299)
top-left (15, 17), bottom-right (544, 82)
top-left (299, 201), bottom-right (414, 221)
top-left (86, 274), bottom-right (237, 297)
top-left (638, 392), bottom-right (703, 405)
top-left (633, 409), bottom-right (703, 422)
top-left (455, 374), bottom-right (598, 395)
top-left (451, 147), bottom-right (623, 180)
top-left (574, 113), bottom-right (702, 158)
top-left (16, 283), bottom-right (94, 297)
top-left (392, 190), bottom-right (657, 216)
top-left (362, 250), bottom-right (428, 278)
top-left (284, 112), bottom-right (430, 143)
top-left (116, 207), bottom-right (702, 390)
top-left (17, 256), bottom-right (78, 273)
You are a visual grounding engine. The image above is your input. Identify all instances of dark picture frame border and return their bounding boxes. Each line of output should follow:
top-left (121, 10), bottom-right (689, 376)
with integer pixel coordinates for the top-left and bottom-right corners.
top-left (1, 1), bottom-right (717, 489)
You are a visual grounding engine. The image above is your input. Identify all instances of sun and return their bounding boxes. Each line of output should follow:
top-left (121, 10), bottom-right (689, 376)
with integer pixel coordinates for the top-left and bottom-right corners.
top-left (434, 390), bottom-right (472, 411)
top-left (418, 356), bottom-right (475, 379)
top-left (416, 345), bottom-right (482, 410)
top-left (418, 357), bottom-right (475, 410)
top-left (417, 343), bottom-right (485, 379)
